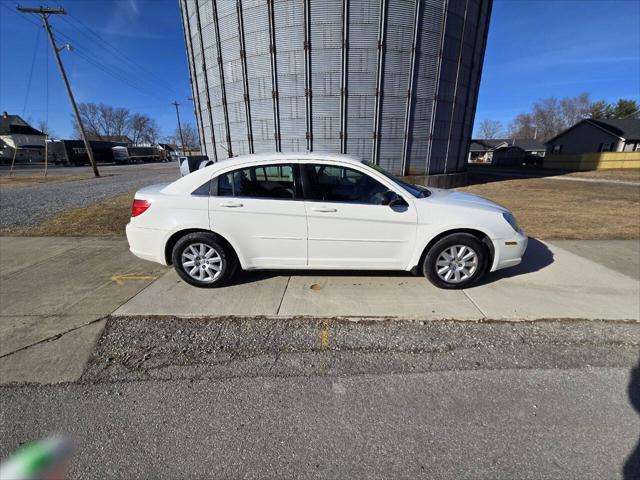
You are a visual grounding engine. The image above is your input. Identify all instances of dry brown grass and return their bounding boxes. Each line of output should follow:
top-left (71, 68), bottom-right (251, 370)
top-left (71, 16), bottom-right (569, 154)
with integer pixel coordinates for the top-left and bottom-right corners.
top-left (0, 175), bottom-right (91, 189)
top-left (459, 177), bottom-right (640, 239)
top-left (16, 192), bottom-right (134, 237)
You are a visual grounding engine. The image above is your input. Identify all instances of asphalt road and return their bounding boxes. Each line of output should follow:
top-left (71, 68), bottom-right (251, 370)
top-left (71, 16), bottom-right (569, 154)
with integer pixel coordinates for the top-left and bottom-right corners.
top-left (1, 317), bottom-right (639, 479)
top-left (0, 163), bottom-right (178, 229)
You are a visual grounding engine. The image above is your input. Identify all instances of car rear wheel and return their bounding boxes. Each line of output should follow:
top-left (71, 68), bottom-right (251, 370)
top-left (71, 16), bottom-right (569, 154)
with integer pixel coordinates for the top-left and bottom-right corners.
top-left (423, 233), bottom-right (487, 289)
top-left (172, 232), bottom-right (236, 288)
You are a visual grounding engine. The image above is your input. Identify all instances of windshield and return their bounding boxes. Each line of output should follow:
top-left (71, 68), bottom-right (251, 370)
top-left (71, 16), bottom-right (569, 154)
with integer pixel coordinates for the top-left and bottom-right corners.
top-left (362, 161), bottom-right (430, 198)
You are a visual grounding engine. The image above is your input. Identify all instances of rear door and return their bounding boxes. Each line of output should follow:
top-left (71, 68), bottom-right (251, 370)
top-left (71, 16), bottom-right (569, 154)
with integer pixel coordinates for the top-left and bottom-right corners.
top-left (209, 162), bottom-right (307, 268)
top-left (301, 163), bottom-right (417, 269)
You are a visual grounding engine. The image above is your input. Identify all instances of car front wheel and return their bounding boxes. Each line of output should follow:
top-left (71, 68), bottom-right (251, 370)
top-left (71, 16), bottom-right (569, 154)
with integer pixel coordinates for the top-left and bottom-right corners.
top-left (172, 232), bottom-right (236, 288)
top-left (423, 233), bottom-right (488, 289)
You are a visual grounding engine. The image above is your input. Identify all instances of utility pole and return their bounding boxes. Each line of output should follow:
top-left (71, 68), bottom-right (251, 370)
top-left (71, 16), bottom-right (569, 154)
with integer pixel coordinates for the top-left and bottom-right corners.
top-left (172, 101), bottom-right (186, 156)
top-left (17, 5), bottom-right (100, 177)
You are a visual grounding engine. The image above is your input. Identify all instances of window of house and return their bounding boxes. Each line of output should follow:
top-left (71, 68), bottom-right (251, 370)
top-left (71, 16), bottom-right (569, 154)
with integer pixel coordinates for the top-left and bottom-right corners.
top-left (599, 142), bottom-right (613, 152)
top-left (303, 164), bottom-right (390, 205)
top-left (216, 164), bottom-right (295, 199)
top-left (552, 145), bottom-right (562, 153)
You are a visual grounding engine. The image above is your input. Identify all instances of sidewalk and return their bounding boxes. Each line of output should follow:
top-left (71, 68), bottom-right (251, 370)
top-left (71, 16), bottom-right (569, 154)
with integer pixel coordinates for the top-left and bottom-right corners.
top-left (0, 237), bottom-right (165, 383)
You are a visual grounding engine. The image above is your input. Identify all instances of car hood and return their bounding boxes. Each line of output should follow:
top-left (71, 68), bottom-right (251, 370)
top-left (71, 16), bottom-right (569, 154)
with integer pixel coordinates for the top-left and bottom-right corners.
top-left (424, 188), bottom-right (509, 213)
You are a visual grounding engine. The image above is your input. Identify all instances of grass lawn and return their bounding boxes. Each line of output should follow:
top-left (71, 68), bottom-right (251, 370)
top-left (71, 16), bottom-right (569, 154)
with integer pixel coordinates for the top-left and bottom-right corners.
top-left (459, 176), bottom-right (640, 239)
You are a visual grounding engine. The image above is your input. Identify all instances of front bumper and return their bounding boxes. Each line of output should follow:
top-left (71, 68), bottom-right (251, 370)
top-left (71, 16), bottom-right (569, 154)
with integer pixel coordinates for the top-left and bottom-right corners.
top-left (125, 222), bottom-right (167, 265)
top-left (490, 230), bottom-right (528, 272)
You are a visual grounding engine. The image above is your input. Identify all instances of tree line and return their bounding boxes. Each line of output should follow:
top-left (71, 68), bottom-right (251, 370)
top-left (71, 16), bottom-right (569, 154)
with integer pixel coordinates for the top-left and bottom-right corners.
top-left (477, 95), bottom-right (639, 141)
top-left (70, 102), bottom-right (200, 148)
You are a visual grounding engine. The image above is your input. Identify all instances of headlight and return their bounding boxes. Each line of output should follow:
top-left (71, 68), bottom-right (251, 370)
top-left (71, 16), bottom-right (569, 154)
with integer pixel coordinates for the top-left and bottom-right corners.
top-left (502, 212), bottom-right (519, 232)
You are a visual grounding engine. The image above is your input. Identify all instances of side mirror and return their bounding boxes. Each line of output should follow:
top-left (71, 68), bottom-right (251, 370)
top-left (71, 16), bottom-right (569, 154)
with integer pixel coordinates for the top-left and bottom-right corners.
top-left (382, 190), bottom-right (407, 207)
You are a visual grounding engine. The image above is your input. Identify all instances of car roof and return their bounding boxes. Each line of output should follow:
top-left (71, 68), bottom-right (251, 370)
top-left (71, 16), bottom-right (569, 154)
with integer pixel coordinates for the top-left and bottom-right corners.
top-left (209, 152), bottom-right (363, 170)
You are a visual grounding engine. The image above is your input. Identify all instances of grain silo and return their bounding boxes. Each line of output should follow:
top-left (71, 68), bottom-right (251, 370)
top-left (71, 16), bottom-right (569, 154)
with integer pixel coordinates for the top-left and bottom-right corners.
top-left (180, 0), bottom-right (491, 186)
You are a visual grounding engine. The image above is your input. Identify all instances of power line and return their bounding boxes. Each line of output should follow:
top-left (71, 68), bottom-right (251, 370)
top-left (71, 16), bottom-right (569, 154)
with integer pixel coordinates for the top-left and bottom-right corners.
top-left (2, 3), bottom-right (181, 104)
top-left (22, 23), bottom-right (41, 115)
top-left (50, 26), bottom-right (177, 102)
top-left (65, 12), bottom-right (181, 95)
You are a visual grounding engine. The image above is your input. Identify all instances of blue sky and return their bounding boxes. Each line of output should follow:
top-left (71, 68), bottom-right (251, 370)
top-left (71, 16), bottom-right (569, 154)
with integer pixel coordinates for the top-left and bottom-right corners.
top-left (0, 0), bottom-right (638, 139)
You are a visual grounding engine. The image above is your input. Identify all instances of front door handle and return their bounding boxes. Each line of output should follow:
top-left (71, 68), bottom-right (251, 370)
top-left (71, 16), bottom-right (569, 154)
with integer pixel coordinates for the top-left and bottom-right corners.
top-left (311, 206), bottom-right (337, 213)
top-left (219, 201), bottom-right (244, 208)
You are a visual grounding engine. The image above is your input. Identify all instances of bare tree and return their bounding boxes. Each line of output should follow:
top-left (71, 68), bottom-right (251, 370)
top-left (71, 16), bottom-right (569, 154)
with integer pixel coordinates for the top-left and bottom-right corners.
top-left (36, 119), bottom-right (55, 138)
top-left (508, 93), bottom-right (595, 141)
top-left (477, 119), bottom-right (503, 139)
top-left (508, 113), bottom-right (537, 139)
top-left (173, 122), bottom-right (200, 151)
top-left (72, 103), bottom-right (131, 140)
top-left (129, 114), bottom-right (161, 145)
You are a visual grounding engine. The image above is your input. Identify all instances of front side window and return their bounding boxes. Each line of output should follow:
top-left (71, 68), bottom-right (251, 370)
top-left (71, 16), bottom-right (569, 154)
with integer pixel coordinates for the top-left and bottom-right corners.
top-left (303, 164), bottom-right (390, 205)
top-left (362, 161), bottom-right (430, 198)
top-left (216, 164), bottom-right (295, 199)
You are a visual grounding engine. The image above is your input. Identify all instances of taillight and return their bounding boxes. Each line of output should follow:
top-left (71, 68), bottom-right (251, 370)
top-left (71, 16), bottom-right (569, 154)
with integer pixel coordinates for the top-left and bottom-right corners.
top-left (131, 199), bottom-right (151, 217)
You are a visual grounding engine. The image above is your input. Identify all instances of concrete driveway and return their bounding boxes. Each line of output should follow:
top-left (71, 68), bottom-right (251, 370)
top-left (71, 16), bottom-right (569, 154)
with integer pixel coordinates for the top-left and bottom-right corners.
top-left (1, 236), bottom-right (638, 385)
top-left (115, 238), bottom-right (640, 321)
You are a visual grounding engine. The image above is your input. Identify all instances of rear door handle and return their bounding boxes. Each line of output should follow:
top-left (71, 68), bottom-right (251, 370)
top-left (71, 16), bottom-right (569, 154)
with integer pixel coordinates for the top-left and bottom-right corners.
top-left (311, 206), bottom-right (337, 213)
top-left (219, 201), bottom-right (244, 208)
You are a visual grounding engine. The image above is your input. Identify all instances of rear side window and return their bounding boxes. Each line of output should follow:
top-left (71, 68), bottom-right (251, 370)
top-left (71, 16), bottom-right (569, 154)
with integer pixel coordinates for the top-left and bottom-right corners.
top-left (216, 164), bottom-right (296, 199)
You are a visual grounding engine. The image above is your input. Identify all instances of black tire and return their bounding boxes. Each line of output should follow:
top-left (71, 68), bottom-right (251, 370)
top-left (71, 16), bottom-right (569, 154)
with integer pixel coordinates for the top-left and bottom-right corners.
top-left (172, 232), bottom-right (237, 288)
top-left (423, 233), bottom-right (488, 289)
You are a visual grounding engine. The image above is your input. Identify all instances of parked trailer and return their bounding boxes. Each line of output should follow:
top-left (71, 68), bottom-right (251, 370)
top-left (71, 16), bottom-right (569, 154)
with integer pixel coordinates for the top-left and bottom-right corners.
top-left (112, 146), bottom-right (130, 164)
top-left (127, 146), bottom-right (166, 163)
top-left (59, 140), bottom-right (127, 166)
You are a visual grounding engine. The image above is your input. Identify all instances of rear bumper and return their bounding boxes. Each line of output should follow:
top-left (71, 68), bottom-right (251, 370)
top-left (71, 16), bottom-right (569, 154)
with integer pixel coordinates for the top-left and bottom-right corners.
top-left (125, 222), bottom-right (167, 265)
top-left (490, 231), bottom-right (528, 272)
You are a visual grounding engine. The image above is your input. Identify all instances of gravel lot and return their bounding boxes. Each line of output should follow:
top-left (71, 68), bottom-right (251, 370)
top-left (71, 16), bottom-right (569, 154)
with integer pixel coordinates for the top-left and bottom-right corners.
top-left (0, 163), bottom-right (179, 230)
top-left (82, 316), bottom-right (640, 383)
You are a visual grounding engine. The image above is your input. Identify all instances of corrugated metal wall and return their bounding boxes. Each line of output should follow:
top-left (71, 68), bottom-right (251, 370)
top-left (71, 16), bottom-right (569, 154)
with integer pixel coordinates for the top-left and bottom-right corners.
top-left (181, 0), bottom-right (491, 177)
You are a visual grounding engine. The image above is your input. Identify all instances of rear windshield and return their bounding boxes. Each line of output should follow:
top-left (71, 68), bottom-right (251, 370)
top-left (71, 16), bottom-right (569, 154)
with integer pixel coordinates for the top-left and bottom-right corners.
top-left (362, 161), bottom-right (430, 198)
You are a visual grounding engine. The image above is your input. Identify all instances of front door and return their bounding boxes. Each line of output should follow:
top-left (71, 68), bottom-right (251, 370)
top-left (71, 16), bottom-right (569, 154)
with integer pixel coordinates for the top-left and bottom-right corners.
top-left (302, 163), bottom-right (417, 269)
top-left (209, 163), bottom-right (307, 268)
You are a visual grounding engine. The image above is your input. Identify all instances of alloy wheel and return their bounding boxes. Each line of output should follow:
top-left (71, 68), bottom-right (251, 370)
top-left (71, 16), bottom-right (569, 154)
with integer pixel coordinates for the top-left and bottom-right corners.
top-left (181, 243), bottom-right (223, 283)
top-left (435, 245), bottom-right (478, 284)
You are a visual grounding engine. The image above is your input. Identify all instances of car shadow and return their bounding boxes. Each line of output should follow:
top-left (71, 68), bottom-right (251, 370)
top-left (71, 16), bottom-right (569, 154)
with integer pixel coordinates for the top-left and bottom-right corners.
top-left (226, 268), bottom-right (413, 287)
top-left (624, 356), bottom-right (640, 479)
top-left (473, 237), bottom-right (554, 286)
top-left (226, 238), bottom-right (553, 287)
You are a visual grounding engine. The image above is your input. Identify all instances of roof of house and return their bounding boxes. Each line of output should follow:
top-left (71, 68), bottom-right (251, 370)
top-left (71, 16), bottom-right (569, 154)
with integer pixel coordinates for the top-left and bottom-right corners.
top-left (98, 135), bottom-right (133, 143)
top-left (0, 113), bottom-right (45, 136)
top-left (470, 138), bottom-right (545, 152)
top-left (588, 118), bottom-right (640, 140)
top-left (545, 118), bottom-right (640, 144)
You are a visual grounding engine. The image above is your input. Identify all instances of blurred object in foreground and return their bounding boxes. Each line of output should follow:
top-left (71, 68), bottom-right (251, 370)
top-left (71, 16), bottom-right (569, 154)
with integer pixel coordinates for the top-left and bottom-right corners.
top-left (0, 435), bottom-right (72, 480)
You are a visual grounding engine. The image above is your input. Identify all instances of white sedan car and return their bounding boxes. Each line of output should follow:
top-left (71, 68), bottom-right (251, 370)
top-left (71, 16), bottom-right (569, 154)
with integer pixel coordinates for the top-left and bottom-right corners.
top-left (126, 153), bottom-right (527, 289)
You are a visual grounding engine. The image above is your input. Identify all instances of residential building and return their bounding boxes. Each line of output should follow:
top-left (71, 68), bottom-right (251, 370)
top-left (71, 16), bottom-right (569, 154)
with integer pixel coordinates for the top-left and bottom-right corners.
top-left (0, 112), bottom-right (46, 163)
top-left (545, 118), bottom-right (640, 155)
top-left (180, 0), bottom-right (492, 186)
top-left (468, 138), bottom-right (546, 165)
